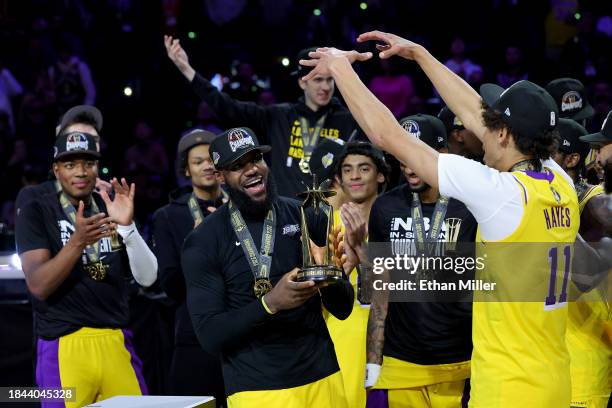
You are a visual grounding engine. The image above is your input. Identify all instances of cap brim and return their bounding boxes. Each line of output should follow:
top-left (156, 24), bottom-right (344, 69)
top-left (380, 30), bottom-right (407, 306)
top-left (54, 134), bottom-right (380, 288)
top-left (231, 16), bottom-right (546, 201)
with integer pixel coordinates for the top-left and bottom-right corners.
top-left (579, 132), bottom-right (611, 144)
top-left (568, 104), bottom-right (595, 121)
top-left (479, 83), bottom-right (504, 107)
top-left (54, 150), bottom-right (101, 162)
top-left (221, 145), bottom-right (272, 169)
top-left (58, 105), bottom-right (103, 137)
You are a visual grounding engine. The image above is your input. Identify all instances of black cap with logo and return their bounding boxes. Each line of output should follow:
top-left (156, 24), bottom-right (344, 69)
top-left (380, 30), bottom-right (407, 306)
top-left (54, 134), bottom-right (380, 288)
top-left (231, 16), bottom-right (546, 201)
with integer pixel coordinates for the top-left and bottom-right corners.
top-left (557, 118), bottom-right (589, 159)
top-left (480, 80), bottom-right (558, 139)
top-left (209, 127), bottom-right (271, 170)
top-left (399, 114), bottom-right (448, 150)
top-left (437, 106), bottom-right (465, 133)
top-left (546, 78), bottom-right (594, 121)
top-left (580, 110), bottom-right (612, 145)
top-left (56, 105), bottom-right (103, 137)
top-left (310, 138), bottom-right (346, 183)
top-left (53, 131), bottom-right (100, 162)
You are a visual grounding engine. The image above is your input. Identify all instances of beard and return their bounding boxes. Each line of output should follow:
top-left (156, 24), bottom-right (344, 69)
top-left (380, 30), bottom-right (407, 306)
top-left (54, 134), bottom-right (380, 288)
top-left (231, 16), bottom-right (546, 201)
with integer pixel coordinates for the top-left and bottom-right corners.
top-left (226, 176), bottom-right (277, 218)
top-left (604, 164), bottom-right (611, 194)
top-left (406, 180), bottom-right (430, 193)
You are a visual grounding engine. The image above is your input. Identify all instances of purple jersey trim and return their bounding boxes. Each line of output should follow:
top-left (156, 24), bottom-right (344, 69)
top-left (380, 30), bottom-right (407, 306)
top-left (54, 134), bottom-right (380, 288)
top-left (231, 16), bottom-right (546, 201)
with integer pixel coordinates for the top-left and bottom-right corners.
top-left (121, 329), bottom-right (148, 395)
top-left (36, 338), bottom-right (65, 408)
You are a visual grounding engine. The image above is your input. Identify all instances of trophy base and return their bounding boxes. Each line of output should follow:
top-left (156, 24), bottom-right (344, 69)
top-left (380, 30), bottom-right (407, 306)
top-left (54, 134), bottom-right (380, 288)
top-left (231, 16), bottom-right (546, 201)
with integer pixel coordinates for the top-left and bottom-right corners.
top-left (297, 265), bottom-right (343, 282)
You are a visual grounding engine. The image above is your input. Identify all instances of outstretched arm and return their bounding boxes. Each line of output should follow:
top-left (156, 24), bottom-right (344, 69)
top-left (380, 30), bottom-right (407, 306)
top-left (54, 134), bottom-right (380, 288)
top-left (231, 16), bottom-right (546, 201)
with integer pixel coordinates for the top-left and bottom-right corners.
top-left (356, 31), bottom-right (486, 141)
top-left (164, 35), bottom-right (196, 81)
top-left (300, 49), bottom-right (439, 189)
top-left (165, 35), bottom-right (271, 140)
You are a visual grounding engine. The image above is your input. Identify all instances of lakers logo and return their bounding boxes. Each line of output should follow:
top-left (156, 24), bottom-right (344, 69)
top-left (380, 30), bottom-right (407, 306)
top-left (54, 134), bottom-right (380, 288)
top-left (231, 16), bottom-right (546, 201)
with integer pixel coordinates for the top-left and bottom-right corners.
top-left (550, 186), bottom-right (561, 204)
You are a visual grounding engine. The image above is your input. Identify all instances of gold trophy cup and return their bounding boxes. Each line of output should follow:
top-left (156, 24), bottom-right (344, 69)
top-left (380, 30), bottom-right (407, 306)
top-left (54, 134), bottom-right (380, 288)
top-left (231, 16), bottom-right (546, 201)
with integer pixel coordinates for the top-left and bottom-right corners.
top-left (296, 177), bottom-right (343, 282)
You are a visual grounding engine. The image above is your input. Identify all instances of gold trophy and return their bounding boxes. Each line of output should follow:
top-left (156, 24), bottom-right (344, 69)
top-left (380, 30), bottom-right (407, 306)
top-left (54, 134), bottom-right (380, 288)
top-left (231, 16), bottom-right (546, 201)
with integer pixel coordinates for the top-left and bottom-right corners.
top-left (296, 176), bottom-right (343, 282)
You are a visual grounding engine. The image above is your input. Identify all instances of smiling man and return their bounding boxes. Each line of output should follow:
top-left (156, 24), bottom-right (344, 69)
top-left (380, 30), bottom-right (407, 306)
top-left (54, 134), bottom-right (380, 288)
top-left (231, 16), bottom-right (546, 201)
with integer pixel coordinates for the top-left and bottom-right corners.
top-left (165, 37), bottom-right (367, 198)
top-left (181, 127), bottom-right (356, 407)
top-left (15, 131), bottom-right (157, 407)
top-left (152, 129), bottom-right (226, 402)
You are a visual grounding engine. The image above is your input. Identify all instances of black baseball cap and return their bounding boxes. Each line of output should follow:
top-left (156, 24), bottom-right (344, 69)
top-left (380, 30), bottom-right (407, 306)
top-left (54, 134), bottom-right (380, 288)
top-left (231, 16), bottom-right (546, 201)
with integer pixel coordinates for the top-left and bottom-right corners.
top-left (53, 131), bottom-right (100, 162)
top-left (437, 106), bottom-right (465, 132)
top-left (480, 80), bottom-right (558, 139)
top-left (556, 118), bottom-right (589, 158)
top-left (310, 138), bottom-right (346, 183)
top-left (56, 105), bottom-right (103, 137)
top-left (546, 78), bottom-right (594, 121)
top-left (399, 114), bottom-right (448, 150)
top-left (580, 110), bottom-right (612, 145)
top-left (291, 47), bottom-right (318, 77)
top-left (209, 127), bottom-right (271, 170)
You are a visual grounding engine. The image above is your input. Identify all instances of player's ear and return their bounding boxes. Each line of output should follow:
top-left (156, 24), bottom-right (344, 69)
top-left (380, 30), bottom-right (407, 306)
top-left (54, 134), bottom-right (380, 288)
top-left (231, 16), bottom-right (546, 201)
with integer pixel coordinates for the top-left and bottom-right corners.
top-left (298, 78), bottom-right (307, 90)
top-left (52, 163), bottom-right (59, 179)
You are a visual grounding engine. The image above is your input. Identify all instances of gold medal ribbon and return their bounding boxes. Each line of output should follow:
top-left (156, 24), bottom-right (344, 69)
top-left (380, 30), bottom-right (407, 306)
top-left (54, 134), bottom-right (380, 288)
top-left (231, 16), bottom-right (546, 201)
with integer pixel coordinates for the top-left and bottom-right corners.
top-left (298, 114), bottom-right (327, 174)
top-left (59, 192), bottom-right (108, 281)
top-left (228, 201), bottom-right (276, 298)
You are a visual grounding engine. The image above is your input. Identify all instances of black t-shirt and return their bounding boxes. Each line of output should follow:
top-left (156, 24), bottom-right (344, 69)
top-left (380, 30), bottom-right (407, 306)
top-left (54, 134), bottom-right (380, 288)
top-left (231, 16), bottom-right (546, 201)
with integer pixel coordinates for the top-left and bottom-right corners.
top-left (369, 184), bottom-right (477, 365)
top-left (15, 191), bottom-right (130, 340)
top-left (181, 196), bottom-right (354, 395)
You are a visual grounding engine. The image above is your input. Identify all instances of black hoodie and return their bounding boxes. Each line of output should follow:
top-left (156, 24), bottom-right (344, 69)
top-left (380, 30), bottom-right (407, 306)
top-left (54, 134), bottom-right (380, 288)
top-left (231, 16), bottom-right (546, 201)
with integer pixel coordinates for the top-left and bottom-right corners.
top-left (191, 73), bottom-right (361, 199)
top-left (152, 186), bottom-right (224, 345)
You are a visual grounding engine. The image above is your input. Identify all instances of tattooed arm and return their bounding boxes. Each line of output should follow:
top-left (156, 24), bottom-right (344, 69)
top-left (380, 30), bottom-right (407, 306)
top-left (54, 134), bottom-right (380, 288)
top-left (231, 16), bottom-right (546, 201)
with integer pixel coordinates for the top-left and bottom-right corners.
top-left (365, 266), bottom-right (389, 388)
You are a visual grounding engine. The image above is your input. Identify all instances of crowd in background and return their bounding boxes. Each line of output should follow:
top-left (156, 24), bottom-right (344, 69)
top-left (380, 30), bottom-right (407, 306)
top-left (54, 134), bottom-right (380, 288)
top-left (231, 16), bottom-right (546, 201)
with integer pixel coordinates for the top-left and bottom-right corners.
top-left (0, 0), bottom-right (610, 240)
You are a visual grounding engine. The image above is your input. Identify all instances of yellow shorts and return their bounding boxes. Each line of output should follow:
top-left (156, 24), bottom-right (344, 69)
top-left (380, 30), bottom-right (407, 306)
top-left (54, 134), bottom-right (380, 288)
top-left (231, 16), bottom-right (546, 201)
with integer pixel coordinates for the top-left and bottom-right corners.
top-left (36, 327), bottom-right (147, 408)
top-left (367, 380), bottom-right (469, 408)
top-left (227, 371), bottom-right (347, 408)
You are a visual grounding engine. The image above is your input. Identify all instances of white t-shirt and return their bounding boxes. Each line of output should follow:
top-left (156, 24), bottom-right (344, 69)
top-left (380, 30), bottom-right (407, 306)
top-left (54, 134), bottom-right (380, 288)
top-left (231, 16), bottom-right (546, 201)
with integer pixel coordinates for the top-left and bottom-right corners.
top-left (437, 154), bottom-right (573, 241)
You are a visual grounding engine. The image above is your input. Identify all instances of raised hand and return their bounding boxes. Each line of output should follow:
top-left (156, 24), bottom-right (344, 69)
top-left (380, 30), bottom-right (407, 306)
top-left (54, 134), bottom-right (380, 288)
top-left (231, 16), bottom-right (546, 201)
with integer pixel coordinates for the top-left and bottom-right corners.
top-left (357, 30), bottom-right (423, 61)
top-left (164, 35), bottom-right (196, 81)
top-left (70, 201), bottom-right (116, 248)
top-left (100, 178), bottom-right (135, 226)
top-left (95, 178), bottom-right (112, 195)
top-left (299, 47), bottom-right (372, 82)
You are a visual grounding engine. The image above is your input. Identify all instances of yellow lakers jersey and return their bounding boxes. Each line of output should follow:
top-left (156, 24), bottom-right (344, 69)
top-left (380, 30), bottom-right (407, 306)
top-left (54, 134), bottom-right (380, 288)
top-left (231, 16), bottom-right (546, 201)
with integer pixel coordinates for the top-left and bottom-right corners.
top-left (323, 209), bottom-right (369, 408)
top-left (471, 167), bottom-right (579, 408)
top-left (567, 183), bottom-right (610, 404)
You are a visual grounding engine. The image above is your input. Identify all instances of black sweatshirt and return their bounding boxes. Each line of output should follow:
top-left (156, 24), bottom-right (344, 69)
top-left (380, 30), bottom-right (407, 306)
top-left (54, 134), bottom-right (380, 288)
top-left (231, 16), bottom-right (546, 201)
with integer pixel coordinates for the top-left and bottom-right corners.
top-left (369, 184), bottom-right (477, 365)
top-left (152, 186), bottom-right (225, 345)
top-left (181, 196), bottom-right (354, 395)
top-left (190, 73), bottom-right (360, 199)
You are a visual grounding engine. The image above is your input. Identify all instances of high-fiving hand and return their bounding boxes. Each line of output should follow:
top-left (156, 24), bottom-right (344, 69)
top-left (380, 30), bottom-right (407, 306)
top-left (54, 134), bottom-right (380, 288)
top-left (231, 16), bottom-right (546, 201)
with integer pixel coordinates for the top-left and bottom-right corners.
top-left (357, 30), bottom-right (424, 61)
top-left (299, 47), bottom-right (372, 81)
